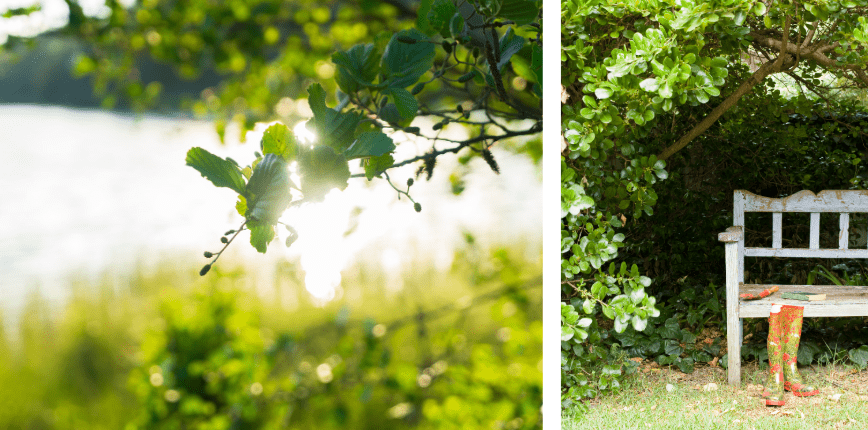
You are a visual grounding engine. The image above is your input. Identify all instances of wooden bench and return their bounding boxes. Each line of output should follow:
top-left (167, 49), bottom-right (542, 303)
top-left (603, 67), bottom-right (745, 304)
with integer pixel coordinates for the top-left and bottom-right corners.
top-left (718, 190), bottom-right (868, 386)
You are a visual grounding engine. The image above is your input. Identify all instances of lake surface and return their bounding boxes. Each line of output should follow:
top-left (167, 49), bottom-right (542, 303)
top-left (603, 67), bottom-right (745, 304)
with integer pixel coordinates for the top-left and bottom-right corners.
top-left (0, 105), bottom-right (541, 319)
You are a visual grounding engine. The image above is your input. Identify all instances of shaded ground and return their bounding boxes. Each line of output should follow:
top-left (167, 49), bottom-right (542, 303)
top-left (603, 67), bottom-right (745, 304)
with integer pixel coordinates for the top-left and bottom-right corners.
top-left (566, 361), bottom-right (868, 429)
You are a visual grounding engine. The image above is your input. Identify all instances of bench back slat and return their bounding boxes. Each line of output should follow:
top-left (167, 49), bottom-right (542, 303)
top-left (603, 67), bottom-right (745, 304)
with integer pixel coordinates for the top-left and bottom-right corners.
top-left (772, 212), bottom-right (782, 248)
top-left (840, 213), bottom-right (850, 250)
top-left (810, 212), bottom-right (820, 249)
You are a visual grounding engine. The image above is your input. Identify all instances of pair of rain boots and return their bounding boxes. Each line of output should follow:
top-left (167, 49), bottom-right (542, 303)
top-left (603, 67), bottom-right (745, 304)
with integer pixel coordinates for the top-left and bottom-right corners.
top-left (762, 304), bottom-right (820, 406)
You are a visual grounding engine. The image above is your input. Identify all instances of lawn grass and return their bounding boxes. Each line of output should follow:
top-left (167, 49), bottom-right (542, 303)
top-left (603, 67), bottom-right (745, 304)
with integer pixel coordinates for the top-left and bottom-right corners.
top-left (564, 361), bottom-right (868, 430)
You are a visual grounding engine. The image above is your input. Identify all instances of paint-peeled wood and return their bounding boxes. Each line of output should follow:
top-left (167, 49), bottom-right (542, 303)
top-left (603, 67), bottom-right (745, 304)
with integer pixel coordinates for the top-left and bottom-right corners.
top-left (840, 213), bottom-right (850, 250)
top-left (773, 212), bottom-right (782, 248)
top-left (737, 189), bottom-right (868, 212)
top-left (725, 241), bottom-right (741, 386)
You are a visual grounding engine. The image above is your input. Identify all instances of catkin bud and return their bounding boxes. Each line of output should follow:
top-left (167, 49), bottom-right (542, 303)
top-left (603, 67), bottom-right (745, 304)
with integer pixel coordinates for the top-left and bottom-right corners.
top-left (458, 72), bottom-right (475, 83)
top-left (456, 104), bottom-right (464, 113)
top-left (404, 126), bottom-right (420, 134)
top-left (414, 202), bottom-right (422, 213)
top-left (200, 264), bottom-right (211, 276)
top-left (396, 35), bottom-right (417, 44)
top-left (224, 229), bottom-right (236, 235)
top-left (482, 149), bottom-right (500, 174)
top-left (204, 251), bottom-right (213, 258)
top-left (411, 83), bottom-right (425, 95)
top-left (406, 178), bottom-right (414, 187)
top-left (220, 237), bottom-right (229, 244)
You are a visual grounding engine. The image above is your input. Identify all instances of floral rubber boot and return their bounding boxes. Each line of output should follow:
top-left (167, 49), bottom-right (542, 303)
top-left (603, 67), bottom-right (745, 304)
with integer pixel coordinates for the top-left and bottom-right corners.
top-left (780, 305), bottom-right (819, 397)
top-left (762, 304), bottom-right (785, 406)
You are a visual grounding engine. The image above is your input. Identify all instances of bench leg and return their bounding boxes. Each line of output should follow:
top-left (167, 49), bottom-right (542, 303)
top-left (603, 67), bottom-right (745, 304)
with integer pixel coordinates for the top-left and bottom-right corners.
top-left (727, 315), bottom-right (741, 386)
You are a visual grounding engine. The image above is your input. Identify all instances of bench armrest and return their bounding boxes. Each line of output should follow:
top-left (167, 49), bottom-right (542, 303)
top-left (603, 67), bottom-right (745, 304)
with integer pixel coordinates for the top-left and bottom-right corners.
top-left (718, 226), bottom-right (743, 243)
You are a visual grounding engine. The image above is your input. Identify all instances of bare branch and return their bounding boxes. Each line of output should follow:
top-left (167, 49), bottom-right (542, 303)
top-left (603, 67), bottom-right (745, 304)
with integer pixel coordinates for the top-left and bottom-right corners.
top-left (351, 122), bottom-right (541, 178)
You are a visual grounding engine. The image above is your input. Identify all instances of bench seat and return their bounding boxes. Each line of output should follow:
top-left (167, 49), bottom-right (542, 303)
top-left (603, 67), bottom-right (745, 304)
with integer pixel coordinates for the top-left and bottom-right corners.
top-left (719, 189), bottom-right (868, 386)
top-left (739, 284), bottom-right (868, 317)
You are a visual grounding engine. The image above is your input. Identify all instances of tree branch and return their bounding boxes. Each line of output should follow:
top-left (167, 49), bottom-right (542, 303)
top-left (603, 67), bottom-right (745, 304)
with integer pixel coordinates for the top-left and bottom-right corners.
top-left (657, 55), bottom-right (797, 161)
top-left (350, 122), bottom-right (541, 178)
top-left (749, 32), bottom-right (868, 86)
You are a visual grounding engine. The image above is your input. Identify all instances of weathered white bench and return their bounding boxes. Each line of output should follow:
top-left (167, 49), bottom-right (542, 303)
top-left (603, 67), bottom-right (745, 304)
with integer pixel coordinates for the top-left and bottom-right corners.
top-left (718, 190), bottom-right (868, 386)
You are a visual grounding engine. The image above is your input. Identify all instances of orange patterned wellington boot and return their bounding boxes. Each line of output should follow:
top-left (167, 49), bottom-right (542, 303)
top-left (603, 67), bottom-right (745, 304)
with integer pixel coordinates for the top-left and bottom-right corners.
top-left (780, 305), bottom-right (819, 397)
top-left (762, 304), bottom-right (785, 406)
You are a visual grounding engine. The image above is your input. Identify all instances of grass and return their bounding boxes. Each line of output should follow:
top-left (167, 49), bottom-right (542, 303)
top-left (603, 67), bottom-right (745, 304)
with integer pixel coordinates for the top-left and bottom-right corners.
top-left (564, 361), bottom-right (868, 430)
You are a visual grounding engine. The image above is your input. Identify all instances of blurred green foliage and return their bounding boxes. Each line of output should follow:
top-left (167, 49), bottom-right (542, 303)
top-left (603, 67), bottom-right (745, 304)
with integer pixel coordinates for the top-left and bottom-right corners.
top-left (0, 246), bottom-right (540, 429)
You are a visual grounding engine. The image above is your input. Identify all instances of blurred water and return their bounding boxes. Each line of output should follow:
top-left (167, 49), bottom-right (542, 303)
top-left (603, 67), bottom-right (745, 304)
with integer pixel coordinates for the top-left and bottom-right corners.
top-left (0, 105), bottom-right (540, 318)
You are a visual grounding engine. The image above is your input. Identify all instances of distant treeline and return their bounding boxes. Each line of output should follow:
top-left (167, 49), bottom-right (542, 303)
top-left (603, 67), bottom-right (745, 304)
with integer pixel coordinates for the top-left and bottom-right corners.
top-left (0, 36), bottom-right (220, 114)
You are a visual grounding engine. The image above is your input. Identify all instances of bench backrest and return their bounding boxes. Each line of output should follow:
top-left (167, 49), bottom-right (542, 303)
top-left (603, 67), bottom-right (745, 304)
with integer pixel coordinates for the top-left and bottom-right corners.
top-left (733, 190), bottom-right (868, 283)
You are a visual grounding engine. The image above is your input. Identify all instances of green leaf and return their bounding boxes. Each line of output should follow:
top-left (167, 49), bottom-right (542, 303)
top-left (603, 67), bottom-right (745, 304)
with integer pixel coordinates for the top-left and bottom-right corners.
top-left (235, 195), bottom-right (247, 217)
top-left (631, 315), bottom-right (647, 332)
top-left (659, 83), bottom-right (673, 99)
top-left (639, 78), bottom-right (659, 92)
top-left (601, 364), bottom-right (621, 376)
top-left (427, 0), bottom-right (457, 38)
top-left (675, 357), bottom-right (694, 373)
top-left (186, 147), bottom-right (247, 195)
top-left (389, 87), bottom-right (418, 121)
top-left (680, 330), bottom-right (696, 344)
top-left (614, 316), bottom-right (628, 333)
top-left (850, 345), bottom-right (868, 369)
top-left (383, 29), bottom-right (435, 88)
top-left (595, 87), bottom-right (612, 99)
top-left (449, 13), bottom-right (464, 39)
top-left (332, 44), bottom-right (380, 93)
top-left (298, 145), bottom-right (351, 202)
top-left (497, 27), bottom-right (525, 71)
top-left (249, 223), bottom-right (275, 254)
top-left (664, 339), bottom-right (683, 356)
top-left (364, 153), bottom-right (394, 180)
top-left (245, 154), bottom-right (292, 224)
top-left (379, 103), bottom-right (412, 128)
top-left (416, 0), bottom-right (434, 33)
top-left (643, 109), bottom-right (654, 122)
top-left (260, 123), bottom-right (296, 161)
top-left (531, 44), bottom-right (542, 86)
top-left (561, 326), bottom-right (575, 342)
top-left (498, 0), bottom-right (539, 26)
top-left (752, 1), bottom-right (767, 16)
top-left (306, 84), bottom-right (364, 153)
top-left (660, 317), bottom-right (680, 339)
top-left (344, 131), bottom-right (396, 160)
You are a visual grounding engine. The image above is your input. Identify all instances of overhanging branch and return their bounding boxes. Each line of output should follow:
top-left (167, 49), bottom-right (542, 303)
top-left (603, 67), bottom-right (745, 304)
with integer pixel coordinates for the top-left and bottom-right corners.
top-left (657, 55), bottom-right (797, 161)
